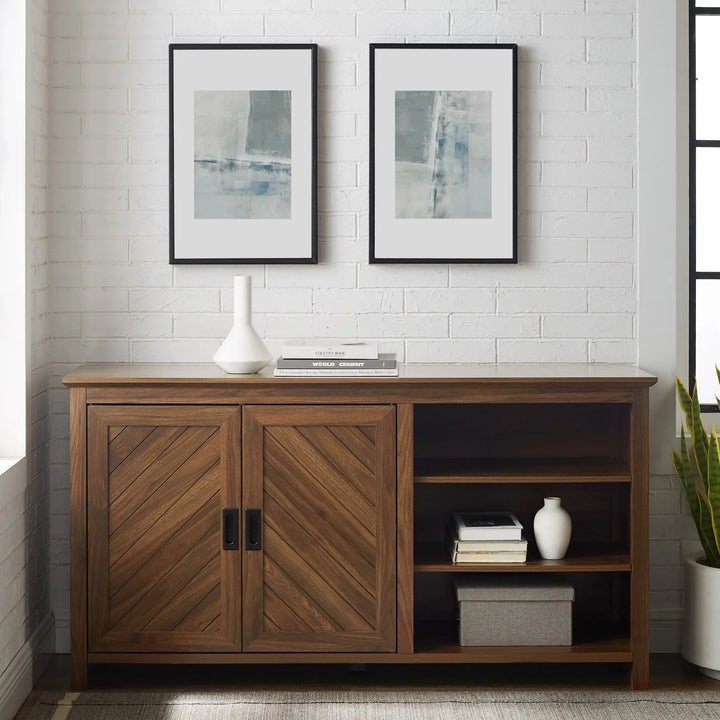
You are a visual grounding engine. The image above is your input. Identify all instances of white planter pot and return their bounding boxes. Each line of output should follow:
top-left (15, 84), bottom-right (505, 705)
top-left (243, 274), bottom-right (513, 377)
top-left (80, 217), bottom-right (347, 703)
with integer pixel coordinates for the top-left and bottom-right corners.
top-left (682, 556), bottom-right (720, 680)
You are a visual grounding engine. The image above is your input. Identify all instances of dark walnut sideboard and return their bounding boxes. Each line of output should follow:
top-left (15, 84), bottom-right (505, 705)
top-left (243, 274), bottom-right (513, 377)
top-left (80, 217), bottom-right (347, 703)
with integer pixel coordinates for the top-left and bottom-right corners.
top-left (63, 363), bottom-right (657, 689)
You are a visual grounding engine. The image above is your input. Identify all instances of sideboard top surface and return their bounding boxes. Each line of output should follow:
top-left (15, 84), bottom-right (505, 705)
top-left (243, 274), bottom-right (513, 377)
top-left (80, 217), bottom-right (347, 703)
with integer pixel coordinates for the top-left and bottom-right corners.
top-left (63, 363), bottom-right (657, 387)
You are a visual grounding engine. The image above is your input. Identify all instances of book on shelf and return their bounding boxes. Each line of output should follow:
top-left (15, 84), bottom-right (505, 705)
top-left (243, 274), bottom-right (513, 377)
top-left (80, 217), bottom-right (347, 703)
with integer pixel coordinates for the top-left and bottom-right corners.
top-left (449, 535), bottom-right (528, 554)
top-left (281, 342), bottom-right (379, 359)
top-left (451, 550), bottom-right (527, 564)
top-left (448, 529), bottom-right (528, 563)
top-left (276, 353), bottom-right (396, 370)
top-left (453, 511), bottom-right (523, 541)
top-left (273, 367), bottom-right (399, 377)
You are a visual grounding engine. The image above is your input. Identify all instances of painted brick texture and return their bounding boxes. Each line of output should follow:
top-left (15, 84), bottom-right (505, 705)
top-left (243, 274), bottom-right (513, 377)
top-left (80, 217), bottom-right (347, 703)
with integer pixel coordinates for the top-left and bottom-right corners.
top-left (40, 0), bottom-right (693, 652)
top-left (29, 0), bottom-right (52, 654)
top-left (0, 0), bottom-right (52, 680)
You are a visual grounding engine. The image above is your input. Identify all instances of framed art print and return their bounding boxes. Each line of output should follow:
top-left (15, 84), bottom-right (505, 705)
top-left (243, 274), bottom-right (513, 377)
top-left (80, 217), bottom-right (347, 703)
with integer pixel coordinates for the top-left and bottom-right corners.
top-left (370, 44), bottom-right (517, 263)
top-left (170, 44), bottom-right (317, 264)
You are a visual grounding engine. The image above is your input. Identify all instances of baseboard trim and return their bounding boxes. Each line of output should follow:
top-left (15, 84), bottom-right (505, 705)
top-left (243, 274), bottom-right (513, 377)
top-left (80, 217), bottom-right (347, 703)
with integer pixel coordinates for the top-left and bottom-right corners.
top-left (0, 612), bottom-right (55, 720)
top-left (54, 618), bottom-right (69, 656)
top-left (650, 614), bottom-right (684, 654)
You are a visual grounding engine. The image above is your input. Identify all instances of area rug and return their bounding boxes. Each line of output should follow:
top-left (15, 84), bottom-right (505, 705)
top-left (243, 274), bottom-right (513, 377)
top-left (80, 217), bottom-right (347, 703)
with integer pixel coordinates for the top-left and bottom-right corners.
top-left (28, 688), bottom-right (720, 720)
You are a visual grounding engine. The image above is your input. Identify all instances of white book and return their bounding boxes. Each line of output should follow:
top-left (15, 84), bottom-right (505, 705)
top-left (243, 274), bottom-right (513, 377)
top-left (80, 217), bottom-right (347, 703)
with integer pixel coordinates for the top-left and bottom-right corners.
top-left (281, 342), bottom-right (379, 360)
top-left (450, 536), bottom-right (528, 553)
top-left (451, 550), bottom-right (527, 564)
top-left (273, 367), bottom-right (398, 377)
top-left (453, 512), bottom-right (523, 541)
top-left (276, 353), bottom-right (396, 370)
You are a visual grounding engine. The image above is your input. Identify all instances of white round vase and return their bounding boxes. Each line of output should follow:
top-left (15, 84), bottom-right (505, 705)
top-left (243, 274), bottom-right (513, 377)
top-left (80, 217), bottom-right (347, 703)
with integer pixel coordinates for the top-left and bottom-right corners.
top-left (213, 276), bottom-right (272, 374)
top-left (682, 556), bottom-right (720, 680)
top-left (533, 496), bottom-right (572, 560)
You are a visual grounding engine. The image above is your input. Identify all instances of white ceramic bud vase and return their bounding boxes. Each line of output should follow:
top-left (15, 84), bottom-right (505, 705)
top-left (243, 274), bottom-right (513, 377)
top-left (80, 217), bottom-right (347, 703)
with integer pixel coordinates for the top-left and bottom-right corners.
top-left (213, 276), bottom-right (272, 374)
top-left (533, 497), bottom-right (572, 560)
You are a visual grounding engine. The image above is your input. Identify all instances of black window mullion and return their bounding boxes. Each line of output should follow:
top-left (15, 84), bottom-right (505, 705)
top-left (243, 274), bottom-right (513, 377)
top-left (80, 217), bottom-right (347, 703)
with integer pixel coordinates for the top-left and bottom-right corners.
top-left (693, 3), bottom-right (720, 412)
top-left (690, 1), bottom-right (698, 396)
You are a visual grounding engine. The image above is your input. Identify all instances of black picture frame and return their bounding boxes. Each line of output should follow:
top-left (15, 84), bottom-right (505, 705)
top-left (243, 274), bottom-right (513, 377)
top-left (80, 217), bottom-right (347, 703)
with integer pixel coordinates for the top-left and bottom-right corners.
top-left (369, 43), bottom-right (518, 264)
top-left (169, 43), bottom-right (318, 264)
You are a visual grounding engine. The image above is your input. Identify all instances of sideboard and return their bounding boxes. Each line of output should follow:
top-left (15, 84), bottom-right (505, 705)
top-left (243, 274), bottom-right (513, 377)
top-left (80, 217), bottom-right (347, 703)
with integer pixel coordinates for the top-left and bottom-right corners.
top-left (63, 363), bottom-right (657, 689)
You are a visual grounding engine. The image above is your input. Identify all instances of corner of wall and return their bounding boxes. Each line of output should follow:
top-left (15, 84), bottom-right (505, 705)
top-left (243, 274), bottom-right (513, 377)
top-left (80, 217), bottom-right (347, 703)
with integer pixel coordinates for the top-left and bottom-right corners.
top-left (0, 612), bottom-right (54, 720)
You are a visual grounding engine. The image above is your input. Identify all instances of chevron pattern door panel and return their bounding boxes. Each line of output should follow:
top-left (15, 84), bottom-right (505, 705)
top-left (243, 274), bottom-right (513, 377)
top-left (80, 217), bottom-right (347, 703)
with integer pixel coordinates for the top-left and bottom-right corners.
top-left (87, 405), bottom-right (241, 652)
top-left (242, 405), bottom-right (396, 652)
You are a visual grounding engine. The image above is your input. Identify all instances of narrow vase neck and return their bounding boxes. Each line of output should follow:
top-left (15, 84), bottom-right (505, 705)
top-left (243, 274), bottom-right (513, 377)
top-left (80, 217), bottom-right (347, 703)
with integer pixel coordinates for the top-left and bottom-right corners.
top-left (233, 276), bottom-right (252, 325)
top-left (544, 497), bottom-right (561, 508)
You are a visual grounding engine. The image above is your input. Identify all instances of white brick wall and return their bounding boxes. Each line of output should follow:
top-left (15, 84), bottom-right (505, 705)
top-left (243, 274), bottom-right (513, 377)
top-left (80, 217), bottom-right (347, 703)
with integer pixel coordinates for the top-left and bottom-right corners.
top-left (28, 0), bottom-right (52, 644)
top-left (0, 0), bottom-right (52, 688)
top-left (27, 0), bottom-right (52, 662)
top-left (39, 0), bottom-right (696, 652)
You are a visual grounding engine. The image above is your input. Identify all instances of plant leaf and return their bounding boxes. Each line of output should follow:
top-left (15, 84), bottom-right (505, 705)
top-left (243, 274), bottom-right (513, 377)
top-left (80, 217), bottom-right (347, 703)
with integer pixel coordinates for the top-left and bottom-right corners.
top-left (691, 384), bottom-right (709, 486)
top-left (696, 486), bottom-right (720, 566)
top-left (673, 432), bottom-right (718, 565)
top-left (677, 378), bottom-right (710, 495)
top-left (673, 428), bottom-right (695, 511)
top-left (681, 422), bottom-right (691, 471)
top-left (674, 376), bottom-right (720, 566)
top-left (676, 376), bottom-right (694, 429)
top-left (707, 428), bottom-right (720, 560)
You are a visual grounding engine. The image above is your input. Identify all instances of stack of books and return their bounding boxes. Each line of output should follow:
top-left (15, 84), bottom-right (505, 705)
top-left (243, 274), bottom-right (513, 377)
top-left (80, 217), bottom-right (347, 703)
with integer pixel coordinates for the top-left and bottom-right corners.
top-left (273, 342), bottom-right (399, 377)
top-left (450, 511), bottom-right (527, 564)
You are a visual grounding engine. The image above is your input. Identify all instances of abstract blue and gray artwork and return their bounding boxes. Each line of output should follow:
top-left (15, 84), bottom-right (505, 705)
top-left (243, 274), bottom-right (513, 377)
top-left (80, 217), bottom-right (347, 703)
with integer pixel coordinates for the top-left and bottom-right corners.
top-left (194, 90), bottom-right (291, 219)
top-left (395, 90), bottom-right (491, 219)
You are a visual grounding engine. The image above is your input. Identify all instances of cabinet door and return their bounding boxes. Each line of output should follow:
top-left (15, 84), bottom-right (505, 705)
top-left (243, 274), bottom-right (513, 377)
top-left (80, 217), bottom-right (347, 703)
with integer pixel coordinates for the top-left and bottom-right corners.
top-left (87, 405), bottom-right (241, 652)
top-left (242, 405), bottom-right (396, 652)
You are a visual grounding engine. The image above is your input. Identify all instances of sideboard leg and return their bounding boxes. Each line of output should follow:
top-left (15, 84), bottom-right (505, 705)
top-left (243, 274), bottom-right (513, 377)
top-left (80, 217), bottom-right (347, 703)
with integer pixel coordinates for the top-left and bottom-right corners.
top-left (71, 657), bottom-right (88, 691)
top-left (69, 387), bottom-right (88, 692)
top-left (631, 659), bottom-right (650, 690)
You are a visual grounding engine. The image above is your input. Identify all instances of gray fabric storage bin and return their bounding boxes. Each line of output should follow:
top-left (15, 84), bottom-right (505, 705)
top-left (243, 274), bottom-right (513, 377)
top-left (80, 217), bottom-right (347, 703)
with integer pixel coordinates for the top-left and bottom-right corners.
top-left (455, 577), bottom-right (574, 646)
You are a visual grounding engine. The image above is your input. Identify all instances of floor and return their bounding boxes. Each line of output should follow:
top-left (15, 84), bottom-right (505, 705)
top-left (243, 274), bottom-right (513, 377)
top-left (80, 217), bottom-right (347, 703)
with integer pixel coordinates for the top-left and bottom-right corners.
top-left (13, 652), bottom-right (719, 719)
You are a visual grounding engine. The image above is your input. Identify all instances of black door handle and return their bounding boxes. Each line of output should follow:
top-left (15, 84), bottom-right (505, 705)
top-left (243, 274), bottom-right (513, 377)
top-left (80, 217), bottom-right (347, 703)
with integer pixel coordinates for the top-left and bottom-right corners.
top-left (222, 508), bottom-right (239, 550)
top-left (245, 508), bottom-right (262, 551)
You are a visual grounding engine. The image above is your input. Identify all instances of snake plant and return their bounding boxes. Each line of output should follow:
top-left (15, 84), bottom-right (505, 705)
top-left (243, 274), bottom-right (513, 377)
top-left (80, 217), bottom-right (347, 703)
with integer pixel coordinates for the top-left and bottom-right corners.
top-left (672, 367), bottom-right (720, 568)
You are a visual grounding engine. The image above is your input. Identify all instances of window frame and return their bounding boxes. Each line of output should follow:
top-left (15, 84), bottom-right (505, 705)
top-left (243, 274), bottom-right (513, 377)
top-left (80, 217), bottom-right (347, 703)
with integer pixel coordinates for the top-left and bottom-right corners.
top-left (689, 1), bottom-right (720, 413)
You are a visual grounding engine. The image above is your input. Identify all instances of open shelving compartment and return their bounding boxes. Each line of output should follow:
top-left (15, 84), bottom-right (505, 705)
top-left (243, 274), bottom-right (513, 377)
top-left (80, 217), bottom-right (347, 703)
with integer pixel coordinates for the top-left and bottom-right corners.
top-left (411, 401), bottom-right (634, 665)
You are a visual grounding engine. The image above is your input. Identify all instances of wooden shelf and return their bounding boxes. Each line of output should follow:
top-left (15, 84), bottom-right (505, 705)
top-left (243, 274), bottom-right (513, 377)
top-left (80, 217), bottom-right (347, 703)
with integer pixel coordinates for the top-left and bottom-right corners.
top-left (414, 544), bottom-right (632, 573)
top-left (414, 458), bottom-right (631, 484)
top-left (413, 623), bottom-right (632, 663)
